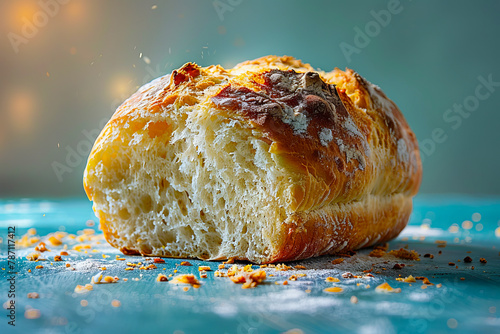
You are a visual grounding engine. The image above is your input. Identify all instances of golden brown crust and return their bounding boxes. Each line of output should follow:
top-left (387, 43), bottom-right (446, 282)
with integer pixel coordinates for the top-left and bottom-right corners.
top-left (84, 55), bottom-right (422, 263)
top-left (270, 194), bottom-right (412, 263)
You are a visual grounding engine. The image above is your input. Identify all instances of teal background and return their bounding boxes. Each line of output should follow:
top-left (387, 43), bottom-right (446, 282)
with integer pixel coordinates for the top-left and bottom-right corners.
top-left (1, 0), bottom-right (499, 197)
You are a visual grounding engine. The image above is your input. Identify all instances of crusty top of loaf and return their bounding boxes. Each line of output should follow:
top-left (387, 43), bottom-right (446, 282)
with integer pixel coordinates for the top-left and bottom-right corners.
top-left (88, 55), bottom-right (421, 213)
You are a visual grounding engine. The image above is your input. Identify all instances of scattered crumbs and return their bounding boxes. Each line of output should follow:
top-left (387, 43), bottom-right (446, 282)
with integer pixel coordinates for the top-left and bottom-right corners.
top-left (331, 258), bottom-right (344, 265)
top-left (180, 261), bottom-right (192, 266)
top-left (375, 282), bottom-right (401, 293)
top-left (342, 272), bottom-right (354, 279)
top-left (198, 266), bottom-right (211, 271)
top-left (448, 262), bottom-right (455, 266)
top-left (229, 268), bottom-right (266, 289)
top-left (275, 264), bottom-right (292, 271)
top-left (324, 287), bottom-right (343, 293)
top-left (27, 292), bottom-right (39, 299)
top-left (156, 274), bottom-right (168, 282)
top-left (325, 277), bottom-right (340, 283)
top-left (415, 276), bottom-right (433, 285)
top-left (388, 248), bottom-right (420, 260)
top-left (369, 249), bottom-right (385, 258)
top-left (74, 284), bottom-right (93, 293)
top-left (91, 273), bottom-right (119, 284)
top-left (404, 275), bottom-right (417, 283)
top-left (35, 242), bottom-right (48, 252)
top-left (25, 309), bottom-right (41, 319)
top-left (464, 256), bottom-right (472, 263)
top-left (480, 258), bottom-right (487, 264)
top-left (170, 274), bottom-right (201, 288)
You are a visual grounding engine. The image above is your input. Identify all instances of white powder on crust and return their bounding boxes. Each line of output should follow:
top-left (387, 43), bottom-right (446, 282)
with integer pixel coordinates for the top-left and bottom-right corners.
top-left (397, 138), bottom-right (409, 164)
top-left (281, 104), bottom-right (310, 135)
top-left (342, 118), bottom-right (363, 138)
top-left (336, 138), bottom-right (366, 170)
top-left (319, 128), bottom-right (333, 146)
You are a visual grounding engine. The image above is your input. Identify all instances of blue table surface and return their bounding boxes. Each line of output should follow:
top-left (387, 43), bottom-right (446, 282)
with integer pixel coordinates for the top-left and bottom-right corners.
top-left (0, 195), bottom-right (499, 334)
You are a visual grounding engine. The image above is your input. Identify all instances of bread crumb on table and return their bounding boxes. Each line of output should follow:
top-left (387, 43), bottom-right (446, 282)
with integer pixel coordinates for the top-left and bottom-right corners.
top-left (324, 287), bottom-right (343, 293)
top-left (27, 292), bottom-right (39, 299)
top-left (325, 277), bottom-right (340, 283)
top-left (376, 282), bottom-right (401, 293)
top-left (156, 274), bottom-right (168, 282)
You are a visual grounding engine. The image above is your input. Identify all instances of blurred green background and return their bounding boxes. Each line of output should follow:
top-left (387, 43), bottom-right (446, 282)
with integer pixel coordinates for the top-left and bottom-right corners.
top-left (1, 0), bottom-right (499, 198)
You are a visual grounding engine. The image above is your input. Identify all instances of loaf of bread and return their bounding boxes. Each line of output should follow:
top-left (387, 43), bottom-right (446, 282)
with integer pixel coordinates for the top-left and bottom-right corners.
top-left (83, 56), bottom-right (422, 263)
